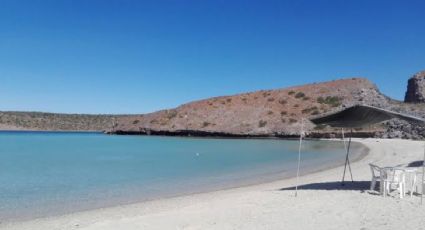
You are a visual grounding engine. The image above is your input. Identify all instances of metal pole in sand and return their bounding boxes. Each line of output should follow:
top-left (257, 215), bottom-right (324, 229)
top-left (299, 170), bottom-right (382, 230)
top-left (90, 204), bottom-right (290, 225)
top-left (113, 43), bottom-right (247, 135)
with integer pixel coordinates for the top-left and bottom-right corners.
top-left (421, 142), bottom-right (425, 204)
top-left (342, 128), bottom-right (347, 154)
top-left (295, 118), bottom-right (304, 197)
top-left (342, 128), bottom-right (354, 185)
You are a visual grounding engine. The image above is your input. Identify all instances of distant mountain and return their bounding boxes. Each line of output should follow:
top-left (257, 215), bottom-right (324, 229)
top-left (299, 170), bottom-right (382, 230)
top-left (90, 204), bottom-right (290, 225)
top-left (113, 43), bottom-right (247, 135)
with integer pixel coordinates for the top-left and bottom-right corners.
top-left (111, 77), bottom-right (425, 139)
top-left (0, 112), bottom-right (117, 131)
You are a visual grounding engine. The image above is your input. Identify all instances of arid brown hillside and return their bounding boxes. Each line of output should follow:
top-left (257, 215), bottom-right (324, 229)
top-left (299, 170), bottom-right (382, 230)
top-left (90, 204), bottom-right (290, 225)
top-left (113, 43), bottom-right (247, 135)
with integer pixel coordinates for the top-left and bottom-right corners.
top-left (3, 77), bottom-right (425, 138)
top-left (0, 112), bottom-right (118, 131)
top-left (112, 78), bottom-right (406, 137)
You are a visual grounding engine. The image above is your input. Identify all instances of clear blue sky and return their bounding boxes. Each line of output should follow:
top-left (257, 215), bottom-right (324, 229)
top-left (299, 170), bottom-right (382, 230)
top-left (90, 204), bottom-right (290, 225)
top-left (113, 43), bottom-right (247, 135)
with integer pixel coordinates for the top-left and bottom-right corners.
top-left (1, 0), bottom-right (424, 114)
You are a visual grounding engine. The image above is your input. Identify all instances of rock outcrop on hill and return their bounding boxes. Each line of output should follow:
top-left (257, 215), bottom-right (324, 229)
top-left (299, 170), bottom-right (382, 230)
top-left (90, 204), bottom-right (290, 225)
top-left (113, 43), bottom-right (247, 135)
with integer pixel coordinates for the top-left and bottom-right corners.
top-left (405, 71), bottom-right (425, 103)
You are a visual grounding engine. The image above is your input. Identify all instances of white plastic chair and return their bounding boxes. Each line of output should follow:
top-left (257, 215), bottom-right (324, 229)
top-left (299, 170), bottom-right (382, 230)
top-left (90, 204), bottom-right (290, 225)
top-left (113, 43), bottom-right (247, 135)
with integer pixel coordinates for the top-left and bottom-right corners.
top-left (403, 168), bottom-right (418, 197)
top-left (413, 171), bottom-right (424, 196)
top-left (381, 168), bottom-right (406, 198)
top-left (369, 164), bottom-right (382, 191)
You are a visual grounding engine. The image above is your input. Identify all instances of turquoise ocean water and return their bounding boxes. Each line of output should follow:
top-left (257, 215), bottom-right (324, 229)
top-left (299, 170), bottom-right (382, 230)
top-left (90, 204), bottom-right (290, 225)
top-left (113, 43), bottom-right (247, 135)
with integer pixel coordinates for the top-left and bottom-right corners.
top-left (0, 131), bottom-right (362, 221)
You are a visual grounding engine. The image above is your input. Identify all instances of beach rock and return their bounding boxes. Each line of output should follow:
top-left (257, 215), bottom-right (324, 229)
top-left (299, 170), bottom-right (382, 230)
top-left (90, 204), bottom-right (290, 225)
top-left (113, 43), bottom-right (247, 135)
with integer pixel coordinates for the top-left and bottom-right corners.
top-left (378, 119), bottom-right (425, 140)
top-left (405, 71), bottom-right (425, 103)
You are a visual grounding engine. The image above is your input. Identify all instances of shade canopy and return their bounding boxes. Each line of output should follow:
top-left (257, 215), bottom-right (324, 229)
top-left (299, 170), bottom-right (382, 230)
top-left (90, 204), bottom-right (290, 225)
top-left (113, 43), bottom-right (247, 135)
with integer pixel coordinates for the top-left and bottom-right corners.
top-left (310, 105), bottom-right (425, 128)
top-left (306, 104), bottom-right (425, 204)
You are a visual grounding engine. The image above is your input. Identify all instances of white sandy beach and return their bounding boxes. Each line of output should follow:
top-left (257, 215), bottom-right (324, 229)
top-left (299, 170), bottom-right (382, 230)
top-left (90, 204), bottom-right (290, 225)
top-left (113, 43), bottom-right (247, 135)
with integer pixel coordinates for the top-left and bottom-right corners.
top-left (2, 138), bottom-right (425, 230)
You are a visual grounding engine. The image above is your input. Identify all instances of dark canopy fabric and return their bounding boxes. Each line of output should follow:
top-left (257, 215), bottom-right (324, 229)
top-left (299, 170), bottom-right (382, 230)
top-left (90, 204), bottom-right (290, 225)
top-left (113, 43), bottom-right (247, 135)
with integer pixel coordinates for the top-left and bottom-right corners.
top-left (310, 105), bottom-right (425, 128)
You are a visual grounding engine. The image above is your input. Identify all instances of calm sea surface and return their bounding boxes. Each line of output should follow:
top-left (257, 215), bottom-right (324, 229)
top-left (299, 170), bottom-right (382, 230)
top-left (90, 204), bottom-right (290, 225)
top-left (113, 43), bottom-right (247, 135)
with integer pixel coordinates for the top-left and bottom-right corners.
top-left (0, 131), bottom-right (363, 221)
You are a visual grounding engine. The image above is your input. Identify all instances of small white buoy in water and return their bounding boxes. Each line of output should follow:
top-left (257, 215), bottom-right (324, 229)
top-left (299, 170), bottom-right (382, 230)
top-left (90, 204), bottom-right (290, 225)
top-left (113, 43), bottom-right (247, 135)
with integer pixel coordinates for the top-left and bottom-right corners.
top-left (196, 153), bottom-right (200, 157)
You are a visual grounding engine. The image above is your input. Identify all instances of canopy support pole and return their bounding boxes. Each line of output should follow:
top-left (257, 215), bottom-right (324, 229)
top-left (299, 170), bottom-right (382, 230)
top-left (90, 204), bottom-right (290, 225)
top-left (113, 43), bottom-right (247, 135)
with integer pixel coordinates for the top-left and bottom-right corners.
top-left (421, 142), bottom-right (425, 204)
top-left (295, 119), bottom-right (304, 197)
top-left (341, 128), bottom-right (354, 185)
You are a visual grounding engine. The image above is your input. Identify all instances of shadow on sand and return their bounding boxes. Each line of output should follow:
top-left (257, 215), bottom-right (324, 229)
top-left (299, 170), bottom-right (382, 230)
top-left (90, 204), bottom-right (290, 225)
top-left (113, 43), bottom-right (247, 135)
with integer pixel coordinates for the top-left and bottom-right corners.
top-left (407, 161), bottom-right (424, 167)
top-left (278, 181), bottom-right (372, 193)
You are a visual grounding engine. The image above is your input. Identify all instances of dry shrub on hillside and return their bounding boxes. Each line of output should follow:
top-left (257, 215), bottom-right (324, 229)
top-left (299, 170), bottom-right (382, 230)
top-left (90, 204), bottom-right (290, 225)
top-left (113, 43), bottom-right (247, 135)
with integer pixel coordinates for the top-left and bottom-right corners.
top-left (317, 96), bottom-right (342, 107)
top-left (279, 99), bottom-right (288, 105)
top-left (258, 120), bottom-right (267, 128)
top-left (295, 92), bottom-right (305, 98)
top-left (202, 122), bottom-right (211, 128)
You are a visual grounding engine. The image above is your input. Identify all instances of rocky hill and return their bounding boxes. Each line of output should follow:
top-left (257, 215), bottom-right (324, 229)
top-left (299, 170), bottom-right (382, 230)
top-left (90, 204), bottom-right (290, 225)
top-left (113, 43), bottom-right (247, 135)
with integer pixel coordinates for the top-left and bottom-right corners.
top-left (111, 76), bottom-right (425, 139)
top-left (0, 112), bottom-right (118, 131)
top-left (3, 71), bottom-right (425, 139)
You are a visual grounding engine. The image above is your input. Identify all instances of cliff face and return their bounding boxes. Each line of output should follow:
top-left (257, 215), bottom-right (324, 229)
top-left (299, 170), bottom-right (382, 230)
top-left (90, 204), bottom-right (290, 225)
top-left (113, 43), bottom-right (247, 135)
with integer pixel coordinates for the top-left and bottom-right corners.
top-left (405, 71), bottom-right (425, 103)
top-left (112, 78), bottom-right (395, 136)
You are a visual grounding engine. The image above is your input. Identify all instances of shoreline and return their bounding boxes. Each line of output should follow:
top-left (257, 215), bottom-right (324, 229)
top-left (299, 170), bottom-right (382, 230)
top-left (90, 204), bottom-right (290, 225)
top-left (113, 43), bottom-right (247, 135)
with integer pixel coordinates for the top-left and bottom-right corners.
top-left (0, 130), bottom-right (104, 133)
top-left (3, 138), bottom-right (425, 229)
top-left (1, 138), bottom-right (369, 228)
top-left (1, 129), bottom-right (379, 140)
top-left (0, 138), bottom-right (368, 223)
